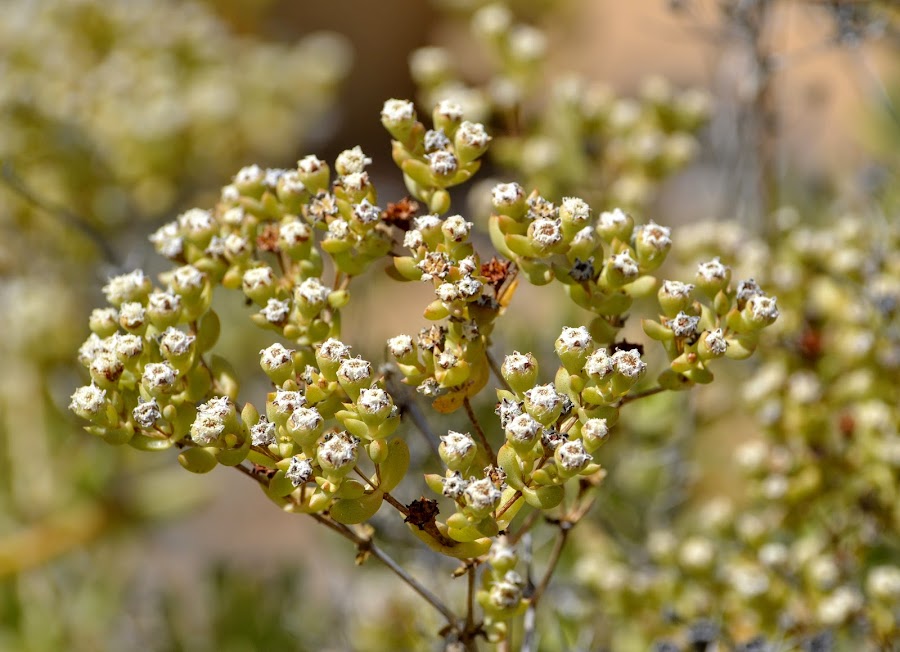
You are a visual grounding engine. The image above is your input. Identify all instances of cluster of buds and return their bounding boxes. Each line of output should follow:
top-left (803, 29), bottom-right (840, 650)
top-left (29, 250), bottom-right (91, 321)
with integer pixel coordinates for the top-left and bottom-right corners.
top-left (70, 96), bottom-right (780, 649)
top-left (576, 216), bottom-right (898, 648)
top-left (1, 0), bottom-right (350, 236)
top-left (382, 98), bottom-right (492, 214)
top-left (412, 3), bottom-right (709, 208)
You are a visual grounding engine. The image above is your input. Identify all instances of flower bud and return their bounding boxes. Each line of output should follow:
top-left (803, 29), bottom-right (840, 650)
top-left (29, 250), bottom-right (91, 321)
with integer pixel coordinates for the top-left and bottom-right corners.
top-left (285, 407), bottom-right (325, 448)
top-left (634, 221), bottom-right (672, 270)
top-left (260, 343), bottom-right (296, 386)
top-left (524, 383), bottom-right (564, 426)
top-left (658, 280), bottom-right (695, 317)
top-left (698, 328), bottom-right (728, 360)
top-left (491, 182), bottom-right (527, 220)
top-left (696, 258), bottom-right (731, 297)
top-left (191, 396), bottom-right (238, 446)
top-left (555, 326), bottom-right (594, 374)
top-left (356, 387), bottom-right (394, 425)
top-left (317, 431), bottom-right (359, 477)
top-left (381, 99), bottom-right (417, 142)
top-left (439, 430), bottom-right (477, 471)
top-left (741, 295), bottom-right (779, 330)
top-left (102, 270), bottom-right (152, 306)
top-left (337, 357), bottom-right (373, 400)
top-left (296, 155), bottom-right (331, 194)
top-left (501, 351), bottom-right (539, 395)
top-left (316, 338), bottom-right (351, 381)
top-left (141, 361), bottom-right (178, 397)
top-left (555, 438), bottom-right (592, 478)
top-left (463, 476), bottom-right (502, 518)
top-left (147, 290), bottom-right (182, 330)
top-left (89, 308), bottom-right (120, 338)
top-left (505, 413), bottom-right (541, 455)
top-left (454, 120), bottom-right (491, 164)
top-left (597, 208), bottom-right (634, 243)
top-left (242, 266), bottom-right (277, 305)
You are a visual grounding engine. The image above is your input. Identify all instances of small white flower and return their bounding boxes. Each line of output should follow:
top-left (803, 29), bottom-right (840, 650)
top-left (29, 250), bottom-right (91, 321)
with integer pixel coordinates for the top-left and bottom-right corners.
top-left (584, 348), bottom-right (614, 378)
top-left (434, 99), bottom-right (463, 122)
top-left (295, 278), bottom-right (330, 308)
top-left (260, 343), bottom-right (294, 370)
top-left (441, 471), bottom-right (468, 499)
top-left (118, 302), bottom-right (146, 330)
top-left (286, 456), bottom-right (314, 486)
top-left (340, 172), bottom-right (369, 192)
top-left (598, 208), bottom-right (629, 231)
top-left (441, 215), bottom-right (472, 242)
top-left (113, 333), bottom-right (143, 360)
top-left (582, 418), bottom-right (609, 447)
top-left (327, 218), bottom-right (351, 240)
top-left (560, 197), bottom-right (591, 224)
top-left (697, 257), bottom-right (729, 282)
top-left (704, 328), bottom-right (728, 355)
top-left (318, 338), bottom-right (351, 362)
top-left (69, 384), bottom-right (107, 417)
top-left (424, 129), bottom-right (451, 152)
top-left (636, 221), bottom-right (672, 251)
top-left (427, 150), bottom-right (458, 176)
top-left (191, 396), bottom-right (233, 445)
top-left (529, 218), bottom-right (562, 250)
top-left (525, 384), bottom-right (562, 411)
top-left (436, 283), bottom-right (460, 303)
top-left (610, 251), bottom-right (639, 279)
top-left (279, 221), bottom-right (311, 247)
top-left (177, 208), bottom-right (215, 234)
top-left (148, 290), bottom-right (181, 317)
top-left (271, 390), bottom-right (306, 415)
top-left (242, 267), bottom-right (275, 291)
top-left (103, 270), bottom-right (149, 304)
top-left (221, 206), bottom-right (245, 226)
top-left (171, 265), bottom-right (205, 291)
top-left (132, 399), bottom-right (161, 429)
top-left (159, 327), bottom-right (194, 357)
top-left (352, 199), bottom-right (381, 225)
top-left (669, 311), bottom-right (700, 337)
top-left (297, 155), bottom-right (326, 175)
top-left (661, 280), bottom-right (694, 298)
top-left (491, 182), bottom-right (524, 207)
top-left (223, 234), bottom-right (251, 258)
top-left (506, 413), bottom-right (541, 444)
top-left (318, 432), bottom-right (359, 471)
top-left (149, 222), bottom-right (183, 258)
top-left (387, 334), bottom-right (414, 359)
top-left (556, 326), bottom-right (593, 352)
top-left (337, 357), bottom-right (372, 383)
top-left (456, 121), bottom-right (490, 148)
top-left (335, 146), bottom-right (372, 174)
top-left (464, 477), bottom-right (502, 512)
top-left (289, 407), bottom-right (324, 435)
top-left (612, 349), bottom-right (646, 378)
top-left (456, 276), bottom-right (482, 299)
top-left (250, 417), bottom-right (276, 446)
top-left (556, 439), bottom-right (592, 472)
top-left (381, 99), bottom-right (416, 124)
top-left (260, 298), bottom-right (291, 324)
top-left (234, 164), bottom-right (264, 185)
top-left (403, 229), bottom-right (424, 250)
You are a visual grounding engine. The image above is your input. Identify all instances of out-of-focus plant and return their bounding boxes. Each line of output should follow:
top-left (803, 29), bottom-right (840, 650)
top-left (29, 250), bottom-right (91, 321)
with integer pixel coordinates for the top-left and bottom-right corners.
top-left (0, 0), bottom-right (350, 251)
top-left (574, 213), bottom-right (899, 651)
top-left (410, 3), bottom-right (710, 209)
top-left (68, 96), bottom-right (777, 650)
top-left (0, 1), bottom-right (351, 649)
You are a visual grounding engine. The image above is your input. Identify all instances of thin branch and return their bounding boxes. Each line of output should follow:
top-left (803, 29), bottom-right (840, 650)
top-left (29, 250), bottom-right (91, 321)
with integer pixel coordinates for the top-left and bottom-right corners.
top-left (465, 563), bottom-right (476, 634)
top-left (463, 397), bottom-right (496, 466)
top-left (1, 160), bottom-right (119, 265)
top-left (618, 385), bottom-right (665, 406)
top-left (521, 523), bottom-right (571, 652)
top-left (486, 348), bottom-right (514, 394)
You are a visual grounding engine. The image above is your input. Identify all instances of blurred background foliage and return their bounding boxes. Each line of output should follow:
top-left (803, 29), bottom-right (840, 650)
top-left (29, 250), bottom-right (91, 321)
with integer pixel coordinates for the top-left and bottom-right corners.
top-left (1, 0), bottom-right (898, 650)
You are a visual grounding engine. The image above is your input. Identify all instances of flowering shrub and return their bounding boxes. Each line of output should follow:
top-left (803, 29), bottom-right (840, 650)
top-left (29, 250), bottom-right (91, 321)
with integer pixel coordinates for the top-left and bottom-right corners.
top-left (70, 98), bottom-right (778, 649)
